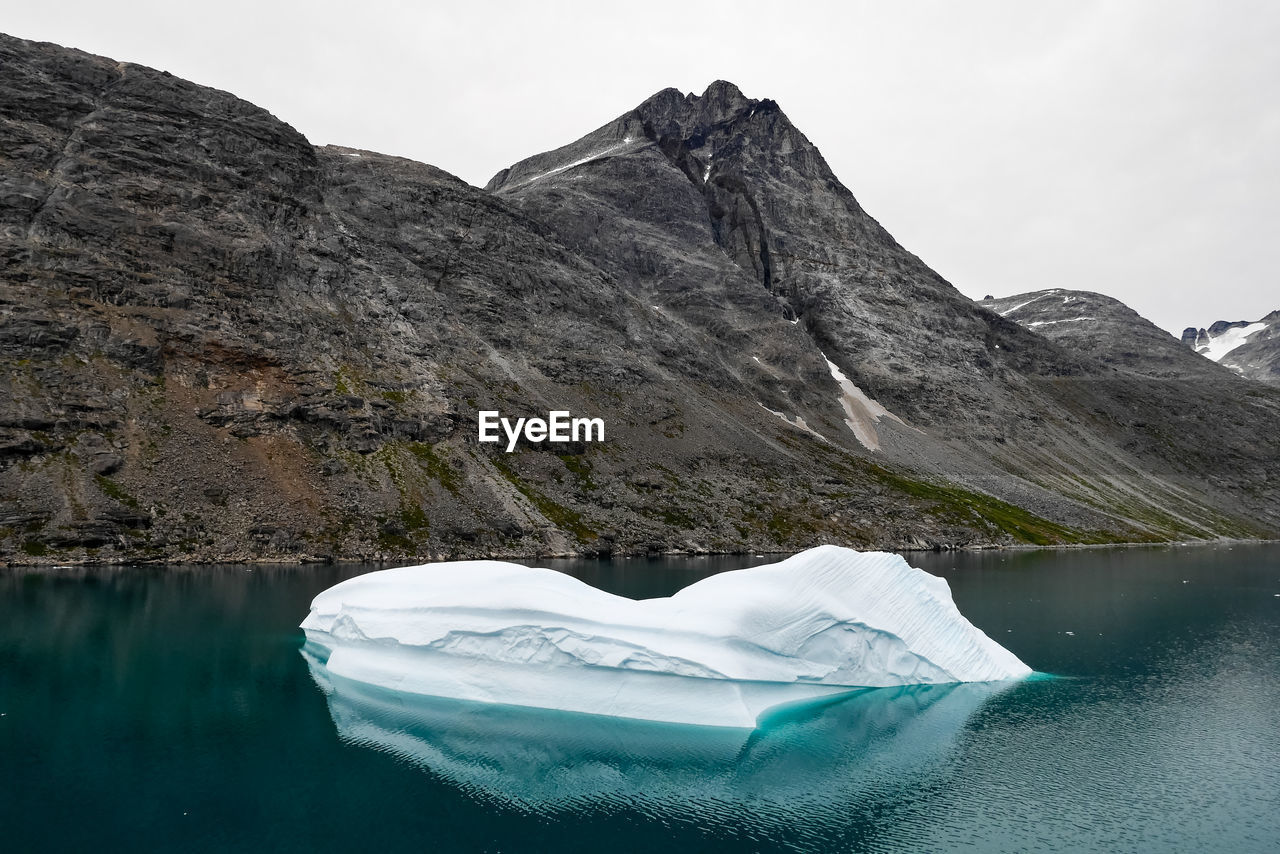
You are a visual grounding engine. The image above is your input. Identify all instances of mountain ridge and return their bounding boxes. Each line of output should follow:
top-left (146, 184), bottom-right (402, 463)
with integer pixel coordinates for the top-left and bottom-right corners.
top-left (978, 289), bottom-right (1230, 380)
top-left (2, 34), bottom-right (1279, 564)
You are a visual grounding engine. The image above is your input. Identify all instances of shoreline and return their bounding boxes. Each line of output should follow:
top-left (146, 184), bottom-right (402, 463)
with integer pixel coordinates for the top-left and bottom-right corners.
top-left (5, 536), bottom-right (1278, 570)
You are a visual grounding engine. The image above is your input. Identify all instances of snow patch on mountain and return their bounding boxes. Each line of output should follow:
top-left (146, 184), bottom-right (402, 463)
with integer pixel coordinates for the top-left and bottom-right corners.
top-left (759, 403), bottom-right (828, 442)
top-left (505, 136), bottom-right (639, 190)
top-left (1027, 317), bottom-right (1096, 328)
top-left (1192, 321), bottom-right (1268, 363)
top-left (995, 289), bottom-right (1063, 317)
top-left (821, 353), bottom-right (905, 452)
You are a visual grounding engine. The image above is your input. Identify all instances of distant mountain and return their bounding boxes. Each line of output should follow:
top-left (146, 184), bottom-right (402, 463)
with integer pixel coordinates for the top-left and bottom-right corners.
top-left (978, 289), bottom-right (1226, 380)
top-left (1181, 312), bottom-right (1280, 384)
top-left (3, 33), bottom-right (1280, 564)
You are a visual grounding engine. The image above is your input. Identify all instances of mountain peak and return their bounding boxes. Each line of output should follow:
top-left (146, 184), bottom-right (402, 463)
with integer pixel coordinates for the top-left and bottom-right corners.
top-left (627, 79), bottom-right (765, 140)
top-left (635, 80), bottom-right (752, 113)
top-left (485, 79), bottom-right (786, 193)
top-left (702, 79), bottom-right (745, 98)
top-left (696, 79), bottom-right (751, 108)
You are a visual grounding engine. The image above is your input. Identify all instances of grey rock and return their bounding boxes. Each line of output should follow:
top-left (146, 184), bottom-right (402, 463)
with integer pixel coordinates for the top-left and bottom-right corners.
top-left (88, 453), bottom-right (124, 476)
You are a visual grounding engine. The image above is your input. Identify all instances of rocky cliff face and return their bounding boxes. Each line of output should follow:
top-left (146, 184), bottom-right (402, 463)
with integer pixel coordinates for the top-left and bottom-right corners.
top-left (2, 36), bottom-right (1278, 564)
top-left (1181, 311), bottom-right (1280, 384)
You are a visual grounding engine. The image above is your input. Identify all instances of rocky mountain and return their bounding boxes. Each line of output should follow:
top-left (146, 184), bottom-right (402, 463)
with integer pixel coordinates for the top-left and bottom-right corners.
top-left (978, 289), bottom-right (1226, 380)
top-left (487, 87), bottom-right (1280, 540)
top-left (2, 33), bottom-right (1279, 565)
top-left (1181, 311), bottom-right (1280, 384)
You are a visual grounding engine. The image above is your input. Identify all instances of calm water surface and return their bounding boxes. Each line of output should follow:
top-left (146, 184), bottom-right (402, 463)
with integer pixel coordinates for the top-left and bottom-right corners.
top-left (2, 545), bottom-right (1278, 853)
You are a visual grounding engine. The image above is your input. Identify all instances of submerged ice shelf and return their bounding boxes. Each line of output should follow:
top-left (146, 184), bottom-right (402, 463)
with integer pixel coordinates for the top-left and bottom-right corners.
top-left (301, 545), bottom-right (1031, 727)
top-left (304, 652), bottom-right (1013, 813)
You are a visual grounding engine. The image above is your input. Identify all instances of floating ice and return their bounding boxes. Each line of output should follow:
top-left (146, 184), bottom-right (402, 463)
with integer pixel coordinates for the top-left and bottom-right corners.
top-left (300, 545), bottom-right (1031, 727)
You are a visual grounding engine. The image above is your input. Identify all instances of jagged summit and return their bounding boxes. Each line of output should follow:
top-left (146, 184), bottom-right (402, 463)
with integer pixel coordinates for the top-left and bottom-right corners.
top-left (485, 77), bottom-right (1057, 425)
top-left (484, 79), bottom-right (792, 194)
top-left (700, 78), bottom-right (748, 100)
top-left (636, 79), bottom-right (760, 129)
top-left (635, 80), bottom-right (752, 115)
top-left (488, 79), bottom-right (837, 208)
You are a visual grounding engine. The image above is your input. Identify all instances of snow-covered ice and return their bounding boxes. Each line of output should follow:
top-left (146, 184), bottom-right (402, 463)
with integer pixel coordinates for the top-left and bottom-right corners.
top-left (300, 545), bottom-right (1031, 727)
top-left (1195, 321), bottom-right (1268, 362)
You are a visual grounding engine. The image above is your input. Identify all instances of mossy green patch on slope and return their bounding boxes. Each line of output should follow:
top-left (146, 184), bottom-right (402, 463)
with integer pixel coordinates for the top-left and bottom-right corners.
top-left (94, 474), bottom-right (140, 509)
top-left (407, 442), bottom-right (463, 495)
top-left (865, 463), bottom-right (1108, 546)
top-left (778, 431), bottom-right (1116, 545)
top-left (559, 453), bottom-right (597, 491)
top-left (368, 443), bottom-right (434, 550)
top-left (491, 454), bottom-right (597, 543)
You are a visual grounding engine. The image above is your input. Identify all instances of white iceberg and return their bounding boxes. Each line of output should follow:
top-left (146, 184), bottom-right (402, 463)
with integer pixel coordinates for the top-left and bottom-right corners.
top-left (300, 545), bottom-right (1031, 727)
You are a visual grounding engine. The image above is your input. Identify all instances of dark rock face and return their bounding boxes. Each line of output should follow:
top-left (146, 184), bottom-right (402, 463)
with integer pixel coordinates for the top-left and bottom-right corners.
top-left (488, 81), bottom-right (1068, 431)
top-left (2, 36), bottom-right (1279, 564)
top-left (1180, 310), bottom-right (1280, 385)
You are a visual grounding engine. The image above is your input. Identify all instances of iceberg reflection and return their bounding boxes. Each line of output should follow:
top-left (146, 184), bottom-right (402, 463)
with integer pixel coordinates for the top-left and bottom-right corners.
top-left (303, 645), bottom-right (1012, 823)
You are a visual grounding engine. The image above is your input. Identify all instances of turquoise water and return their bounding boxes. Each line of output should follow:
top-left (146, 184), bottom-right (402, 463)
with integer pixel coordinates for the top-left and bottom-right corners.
top-left (2, 545), bottom-right (1278, 852)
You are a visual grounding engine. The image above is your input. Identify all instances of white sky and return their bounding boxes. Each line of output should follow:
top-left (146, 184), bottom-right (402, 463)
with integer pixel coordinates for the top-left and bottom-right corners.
top-left (6, 0), bottom-right (1277, 334)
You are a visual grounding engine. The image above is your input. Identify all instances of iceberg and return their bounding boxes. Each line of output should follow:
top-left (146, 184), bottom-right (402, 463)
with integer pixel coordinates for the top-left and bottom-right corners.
top-left (300, 545), bottom-right (1031, 727)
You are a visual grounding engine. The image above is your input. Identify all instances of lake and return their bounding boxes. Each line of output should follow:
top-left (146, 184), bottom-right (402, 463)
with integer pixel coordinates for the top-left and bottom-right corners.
top-left (2, 545), bottom-right (1278, 852)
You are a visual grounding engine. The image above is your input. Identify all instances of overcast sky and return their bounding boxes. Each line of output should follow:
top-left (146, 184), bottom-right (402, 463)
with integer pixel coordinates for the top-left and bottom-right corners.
top-left (7, 1), bottom-right (1277, 334)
